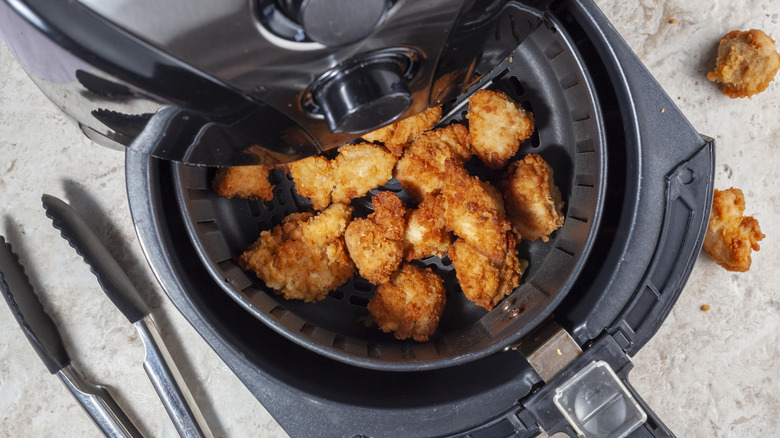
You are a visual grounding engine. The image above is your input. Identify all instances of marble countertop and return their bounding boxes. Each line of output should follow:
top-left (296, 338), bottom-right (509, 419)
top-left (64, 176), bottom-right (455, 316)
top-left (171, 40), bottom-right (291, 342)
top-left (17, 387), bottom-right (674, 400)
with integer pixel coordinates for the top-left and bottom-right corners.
top-left (1, 0), bottom-right (778, 436)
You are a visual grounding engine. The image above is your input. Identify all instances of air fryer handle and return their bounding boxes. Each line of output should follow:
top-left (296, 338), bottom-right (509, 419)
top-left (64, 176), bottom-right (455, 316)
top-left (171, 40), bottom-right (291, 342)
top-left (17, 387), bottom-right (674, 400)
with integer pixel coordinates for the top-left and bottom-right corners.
top-left (486, 335), bottom-right (678, 437)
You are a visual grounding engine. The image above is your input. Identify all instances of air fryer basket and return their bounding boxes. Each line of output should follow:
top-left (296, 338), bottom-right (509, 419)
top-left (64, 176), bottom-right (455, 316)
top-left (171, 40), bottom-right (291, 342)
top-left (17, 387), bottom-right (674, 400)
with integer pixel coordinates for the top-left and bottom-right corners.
top-left (173, 17), bottom-right (606, 371)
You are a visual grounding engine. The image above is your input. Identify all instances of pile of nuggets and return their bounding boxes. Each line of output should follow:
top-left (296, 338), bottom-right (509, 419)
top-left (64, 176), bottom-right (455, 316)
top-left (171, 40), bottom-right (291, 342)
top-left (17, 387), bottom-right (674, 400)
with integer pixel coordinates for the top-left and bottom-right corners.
top-left (212, 89), bottom-right (565, 342)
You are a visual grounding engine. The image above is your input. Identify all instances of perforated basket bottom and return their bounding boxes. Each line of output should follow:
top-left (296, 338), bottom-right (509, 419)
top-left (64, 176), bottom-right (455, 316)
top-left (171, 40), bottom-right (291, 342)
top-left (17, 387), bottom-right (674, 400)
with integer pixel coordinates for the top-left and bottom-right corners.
top-left (173, 16), bottom-right (606, 371)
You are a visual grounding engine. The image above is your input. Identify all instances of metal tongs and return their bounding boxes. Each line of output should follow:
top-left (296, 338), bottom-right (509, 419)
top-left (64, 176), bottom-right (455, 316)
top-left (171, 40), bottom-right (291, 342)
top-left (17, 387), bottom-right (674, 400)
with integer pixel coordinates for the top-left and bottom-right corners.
top-left (0, 195), bottom-right (212, 438)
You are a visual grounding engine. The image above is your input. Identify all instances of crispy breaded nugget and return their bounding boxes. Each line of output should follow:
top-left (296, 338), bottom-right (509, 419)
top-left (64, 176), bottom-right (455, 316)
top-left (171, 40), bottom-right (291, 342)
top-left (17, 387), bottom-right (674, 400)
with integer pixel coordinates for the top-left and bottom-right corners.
top-left (288, 155), bottom-right (333, 210)
top-left (331, 143), bottom-right (397, 204)
top-left (707, 29), bottom-right (780, 98)
top-left (403, 193), bottom-right (452, 261)
top-left (394, 124), bottom-right (472, 201)
top-left (367, 263), bottom-right (446, 342)
top-left (212, 165), bottom-right (276, 201)
top-left (237, 203), bottom-right (355, 302)
top-left (448, 234), bottom-right (528, 310)
top-left (467, 89), bottom-right (535, 169)
top-left (441, 160), bottom-right (511, 262)
top-left (362, 106), bottom-right (443, 157)
top-left (289, 143), bottom-right (396, 210)
top-left (500, 154), bottom-right (565, 242)
top-left (704, 188), bottom-right (765, 272)
top-left (345, 192), bottom-right (407, 284)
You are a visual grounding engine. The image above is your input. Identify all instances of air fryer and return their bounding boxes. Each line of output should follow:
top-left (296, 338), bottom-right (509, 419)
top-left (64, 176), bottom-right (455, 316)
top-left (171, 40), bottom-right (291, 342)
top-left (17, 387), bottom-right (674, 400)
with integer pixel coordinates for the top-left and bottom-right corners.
top-left (1, 0), bottom-right (714, 436)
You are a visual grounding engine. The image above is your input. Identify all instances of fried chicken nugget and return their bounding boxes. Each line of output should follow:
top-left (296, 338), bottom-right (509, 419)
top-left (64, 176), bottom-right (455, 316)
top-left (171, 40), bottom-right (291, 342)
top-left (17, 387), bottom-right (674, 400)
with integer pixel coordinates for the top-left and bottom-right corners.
top-left (212, 165), bottom-right (276, 201)
top-left (448, 234), bottom-right (528, 310)
top-left (467, 89), bottom-right (535, 169)
top-left (707, 29), bottom-right (780, 98)
top-left (345, 192), bottom-right (407, 284)
top-left (288, 155), bottom-right (333, 210)
top-left (367, 263), bottom-right (446, 342)
top-left (403, 193), bottom-right (452, 261)
top-left (500, 154), bottom-right (565, 242)
top-left (704, 188), bottom-right (765, 272)
top-left (441, 160), bottom-right (511, 262)
top-left (237, 203), bottom-right (355, 302)
top-left (331, 143), bottom-right (397, 204)
top-left (289, 143), bottom-right (396, 210)
top-left (394, 124), bottom-right (472, 201)
top-left (362, 106), bottom-right (443, 157)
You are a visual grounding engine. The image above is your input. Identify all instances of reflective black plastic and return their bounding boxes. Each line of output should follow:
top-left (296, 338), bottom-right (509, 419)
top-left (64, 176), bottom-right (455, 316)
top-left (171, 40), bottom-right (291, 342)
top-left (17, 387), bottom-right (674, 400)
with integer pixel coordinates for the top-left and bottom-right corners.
top-left (43, 195), bottom-right (150, 324)
top-left (0, 236), bottom-right (70, 374)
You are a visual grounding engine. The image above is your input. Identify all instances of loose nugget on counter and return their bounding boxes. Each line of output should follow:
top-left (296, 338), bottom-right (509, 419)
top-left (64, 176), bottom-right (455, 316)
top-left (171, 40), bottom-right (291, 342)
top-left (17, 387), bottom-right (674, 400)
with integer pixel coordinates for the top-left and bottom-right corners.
top-left (707, 29), bottom-right (780, 98)
top-left (704, 188), bottom-right (764, 272)
top-left (367, 263), bottom-right (446, 342)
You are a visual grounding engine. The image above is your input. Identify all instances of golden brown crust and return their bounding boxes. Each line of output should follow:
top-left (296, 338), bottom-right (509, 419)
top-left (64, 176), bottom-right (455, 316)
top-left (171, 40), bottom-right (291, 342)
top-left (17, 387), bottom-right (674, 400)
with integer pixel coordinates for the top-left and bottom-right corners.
top-left (403, 193), bottom-right (452, 261)
top-left (393, 124), bottom-right (472, 201)
top-left (367, 263), bottom-right (446, 341)
top-left (212, 165), bottom-right (276, 201)
top-left (288, 156), bottom-right (334, 210)
top-left (466, 89), bottom-right (535, 169)
top-left (344, 192), bottom-right (407, 284)
top-left (362, 106), bottom-right (443, 157)
top-left (440, 160), bottom-right (511, 262)
top-left (448, 233), bottom-right (528, 310)
top-left (707, 29), bottom-right (780, 98)
top-left (704, 188), bottom-right (765, 272)
top-left (331, 143), bottom-right (397, 204)
top-left (237, 203), bottom-right (355, 302)
top-left (289, 143), bottom-right (396, 210)
top-left (500, 154), bottom-right (565, 242)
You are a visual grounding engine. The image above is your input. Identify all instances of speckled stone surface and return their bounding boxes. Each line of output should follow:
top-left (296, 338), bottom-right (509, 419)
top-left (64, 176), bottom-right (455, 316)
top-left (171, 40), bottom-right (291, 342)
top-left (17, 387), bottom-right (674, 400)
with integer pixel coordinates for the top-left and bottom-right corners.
top-left (0, 1), bottom-right (778, 437)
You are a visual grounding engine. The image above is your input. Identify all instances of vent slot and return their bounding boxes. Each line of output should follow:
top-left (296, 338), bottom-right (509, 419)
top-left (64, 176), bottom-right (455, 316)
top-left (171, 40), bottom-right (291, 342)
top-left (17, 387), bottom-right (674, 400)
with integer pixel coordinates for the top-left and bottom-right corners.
top-left (544, 41), bottom-right (563, 60)
top-left (196, 220), bottom-right (220, 234)
top-left (248, 200), bottom-right (263, 217)
top-left (300, 323), bottom-right (315, 337)
top-left (270, 306), bottom-right (286, 319)
top-left (367, 343), bottom-right (381, 358)
top-left (509, 75), bottom-right (525, 96)
top-left (560, 73), bottom-right (580, 90)
top-left (556, 246), bottom-right (575, 257)
top-left (187, 188), bottom-right (211, 201)
top-left (572, 108), bottom-right (591, 122)
top-left (348, 295), bottom-right (370, 307)
top-left (576, 139), bottom-right (596, 154)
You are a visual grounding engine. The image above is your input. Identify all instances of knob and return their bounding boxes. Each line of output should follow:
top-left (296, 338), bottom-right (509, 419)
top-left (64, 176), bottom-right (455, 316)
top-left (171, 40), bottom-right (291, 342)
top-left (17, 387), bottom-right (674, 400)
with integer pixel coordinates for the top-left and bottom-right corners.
top-left (312, 58), bottom-right (412, 134)
top-left (277, 0), bottom-right (388, 46)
